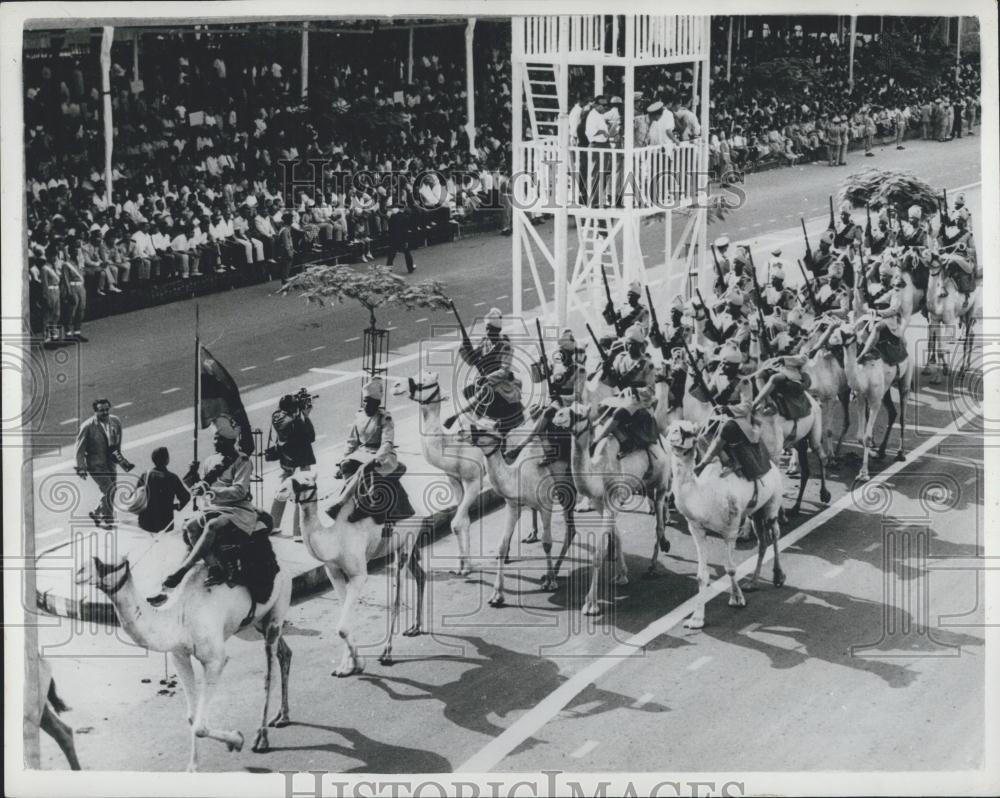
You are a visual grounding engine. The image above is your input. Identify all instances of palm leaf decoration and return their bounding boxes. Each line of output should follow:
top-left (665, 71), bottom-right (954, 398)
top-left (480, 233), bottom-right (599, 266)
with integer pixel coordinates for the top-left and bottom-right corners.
top-left (838, 167), bottom-right (942, 216)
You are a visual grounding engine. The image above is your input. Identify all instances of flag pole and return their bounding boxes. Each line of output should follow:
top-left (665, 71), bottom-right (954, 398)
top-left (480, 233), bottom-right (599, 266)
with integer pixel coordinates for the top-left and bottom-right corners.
top-left (194, 303), bottom-right (200, 464)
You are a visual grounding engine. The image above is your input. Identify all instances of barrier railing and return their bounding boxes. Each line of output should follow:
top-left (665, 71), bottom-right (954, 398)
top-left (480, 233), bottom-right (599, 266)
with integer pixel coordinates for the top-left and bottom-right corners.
top-left (519, 15), bottom-right (709, 60)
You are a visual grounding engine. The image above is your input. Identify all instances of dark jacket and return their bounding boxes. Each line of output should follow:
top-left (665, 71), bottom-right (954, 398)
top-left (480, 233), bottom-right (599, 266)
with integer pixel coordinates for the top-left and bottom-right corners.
top-left (271, 410), bottom-right (316, 470)
top-left (136, 467), bottom-right (190, 533)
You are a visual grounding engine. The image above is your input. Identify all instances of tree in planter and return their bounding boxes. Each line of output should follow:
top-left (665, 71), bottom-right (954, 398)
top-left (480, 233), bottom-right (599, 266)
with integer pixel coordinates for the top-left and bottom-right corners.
top-left (280, 262), bottom-right (453, 379)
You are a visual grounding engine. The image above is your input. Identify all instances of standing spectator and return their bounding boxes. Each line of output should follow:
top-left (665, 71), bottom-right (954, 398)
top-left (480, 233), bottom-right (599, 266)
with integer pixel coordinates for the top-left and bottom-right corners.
top-left (75, 398), bottom-right (132, 529)
top-left (893, 105), bottom-right (907, 150)
top-left (59, 241), bottom-right (87, 342)
top-left (134, 447), bottom-right (190, 533)
top-left (41, 245), bottom-right (63, 344)
top-left (862, 108), bottom-right (876, 157)
top-left (953, 97), bottom-right (964, 139)
top-left (824, 115), bottom-right (838, 166)
top-left (268, 392), bottom-right (316, 540)
top-left (385, 204), bottom-right (415, 273)
top-left (275, 211), bottom-right (295, 283)
top-left (920, 99), bottom-right (932, 140)
top-left (836, 114), bottom-right (849, 166)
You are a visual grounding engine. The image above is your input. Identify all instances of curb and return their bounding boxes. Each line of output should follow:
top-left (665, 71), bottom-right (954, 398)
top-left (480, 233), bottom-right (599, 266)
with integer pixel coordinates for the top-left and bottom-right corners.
top-left (35, 488), bottom-right (505, 626)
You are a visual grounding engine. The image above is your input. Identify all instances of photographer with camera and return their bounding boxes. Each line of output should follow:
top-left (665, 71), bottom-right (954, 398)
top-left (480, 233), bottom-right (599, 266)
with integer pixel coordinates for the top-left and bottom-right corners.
top-left (267, 388), bottom-right (317, 540)
top-left (75, 397), bottom-right (134, 529)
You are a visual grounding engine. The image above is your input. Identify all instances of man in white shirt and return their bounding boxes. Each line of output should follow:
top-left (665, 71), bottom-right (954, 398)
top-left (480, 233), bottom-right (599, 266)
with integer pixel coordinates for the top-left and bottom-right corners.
top-left (151, 219), bottom-right (176, 278)
top-left (129, 220), bottom-right (158, 281)
top-left (584, 96), bottom-right (611, 208)
top-left (209, 210), bottom-right (238, 271)
top-left (232, 208), bottom-right (264, 266)
top-left (568, 92), bottom-right (587, 146)
top-left (254, 208), bottom-right (277, 259)
top-left (168, 220), bottom-right (195, 278)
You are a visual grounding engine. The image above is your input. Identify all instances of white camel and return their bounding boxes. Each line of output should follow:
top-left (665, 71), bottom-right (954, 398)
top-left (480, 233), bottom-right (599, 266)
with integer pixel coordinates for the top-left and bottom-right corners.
top-left (467, 418), bottom-right (571, 608)
top-left (840, 317), bottom-right (913, 482)
top-left (30, 654), bottom-right (80, 770)
top-left (407, 371), bottom-right (486, 575)
top-left (666, 420), bottom-right (785, 629)
top-left (925, 257), bottom-right (979, 382)
top-left (802, 319), bottom-right (852, 463)
top-left (273, 467), bottom-right (427, 676)
top-left (550, 402), bottom-right (672, 615)
top-left (74, 527), bottom-right (292, 771)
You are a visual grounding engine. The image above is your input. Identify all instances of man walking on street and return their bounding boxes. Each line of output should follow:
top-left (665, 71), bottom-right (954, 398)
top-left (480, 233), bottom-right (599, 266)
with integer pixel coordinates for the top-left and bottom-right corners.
top-left (386, 203), bottom-right (415, 273)
top-left (268, 391), bottom-right (316, 540)
top-left (76, 398), bottom-right (133, 529)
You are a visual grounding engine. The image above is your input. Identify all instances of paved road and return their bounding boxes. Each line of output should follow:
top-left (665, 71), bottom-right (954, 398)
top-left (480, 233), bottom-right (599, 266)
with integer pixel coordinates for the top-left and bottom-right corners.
top-left (26, 135), bottom-right (980, 445)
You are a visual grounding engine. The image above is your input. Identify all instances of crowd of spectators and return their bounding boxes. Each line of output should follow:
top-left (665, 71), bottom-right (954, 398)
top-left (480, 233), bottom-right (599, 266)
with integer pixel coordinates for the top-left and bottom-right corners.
top-left (23, 21), bottom-right (980, 335)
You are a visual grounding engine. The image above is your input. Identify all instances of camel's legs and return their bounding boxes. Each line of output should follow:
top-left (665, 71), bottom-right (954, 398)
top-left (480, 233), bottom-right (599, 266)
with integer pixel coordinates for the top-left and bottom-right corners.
top-left (539, 508), bottom-right (555, 589)
top-left (810, 416), bottom-right (832, 503)
top-left (171, 651), bottom-right (197, 727)
top-left (332, 571), bottom-right (367, 677)
top-left (746, 517), bottom-right (766, 592)
top-left (448, 475), bottom-right (474, 575)
top-left (790, 438), bottom-right (810, 516)
top-left (581, 516), bottom-right (615, 616)
top-left (684, 521), bottom-right (711, 629)
top-left (403, 546), bottom-right (427, 637)
top-left (724, 532), bottom-right (747, 609)
top-left (545, 499), bottom-right (590, 588)
top-left (40, 704), bottom-right (81, 770)
top-left (835, 388), bottom-right (851, 459)
top-left (877, 390), bottom-right (897, 459)
top-left (191, 657), bottom-right (244, 758)
top-left (490, 505), bottom-right (520, 607)
top-left (379, 547), bottom-right (406, 666)
top-left (859, 399), bottom-right (876, 481)
top-left (770, 516), bottom-right (785, 587)
top-left (523, 508), bottom-right (541, 544)
top-left (269, 636), bottom-right (292, 727)
top-left (252, 626), bottom-right (280, 753)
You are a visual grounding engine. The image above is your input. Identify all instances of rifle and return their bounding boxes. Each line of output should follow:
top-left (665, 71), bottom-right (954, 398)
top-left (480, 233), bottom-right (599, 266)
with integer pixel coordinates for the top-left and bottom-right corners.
top-left (534, 318), bottom-right (557, 401)
top-left (828, 195), bottom-right (836, 231)
top-left (680, 336), bottom-right (719, 409)
top-left (746, 249), bottom-right (771, 358)
top-left (940, 188), bottom-right (951, 227)
top-left (645, 285), bottom-right (668, 359)
top-left (865, 203), bottom-right (873, 246)
top-left (801, 217), bottom-right (813, 263)
top-left (797, 259), bottom-right (821, 312)
top-left (599, 266), bottom-right (623, 336)
top-left (710, 244), bottom-right (725, 293)
top-left (450, 300), bottom-right (473, 352)
top-left (694, 288), bottom-right (723, 343)
top-left (585, 322), bottom-right (614, 380)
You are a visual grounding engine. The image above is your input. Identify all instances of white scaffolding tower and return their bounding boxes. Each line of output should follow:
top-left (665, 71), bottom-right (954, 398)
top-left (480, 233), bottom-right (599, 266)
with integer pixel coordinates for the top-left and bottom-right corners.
top-left (510, 15), bottom-right (711, 329)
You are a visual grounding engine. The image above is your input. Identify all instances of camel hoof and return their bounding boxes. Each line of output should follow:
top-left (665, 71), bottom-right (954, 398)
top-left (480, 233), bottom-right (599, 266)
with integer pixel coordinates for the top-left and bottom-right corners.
top-left (378, 653), bottom-right (394, 667)
top-left (788, 505), bottom-right (801, 518)
top-left (657, 537), bottom-right (671, 554)
top-left (228, 731), bottom-right (245, 753)
top-left (742, 582), bottom-right (759, 593)
top-left (684, 616), bottom-right (704, 630)
top-left (921, 365), bottom-right (932, 376)
top-left (502, 555), bottom-right (512, 565)
top-left (332, 660), bottom-right (363, 677)
top-left (540, 575), bottom-right (557, 591)
top-left (876, 448), bottom-right (887, 460)
top-left (613, 572), bottom-right (629, 587)
top-left (773, 570), bottom-right (786, 588)
top-left (252, 729), bottom-right (270, 754)
top-left (895, 451), bottom-right (906, 463)
top-left (521, 533), bottom-right (540, 544)
top-left (403, 624), bottom-right (423, 637)
top-left (268, 713), bottom-right (290, 728)
top-left (728, 595), bottom-right (746, 608)
top-left (488, 593), bottom-right (506, 608)
top-left (820, 488), bottom-right (832, 504)
top-left (857, 472), bottom-right (870, 483)
top-left (581, 602), bottom-right (602, 617)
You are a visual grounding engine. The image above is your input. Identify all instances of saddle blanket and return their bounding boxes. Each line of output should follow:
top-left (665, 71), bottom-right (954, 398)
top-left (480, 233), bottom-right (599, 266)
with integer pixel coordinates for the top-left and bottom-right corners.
top-left (771, 381), bottom-right (812, 421)
top-left (873, 327), bottom-right (908, 366)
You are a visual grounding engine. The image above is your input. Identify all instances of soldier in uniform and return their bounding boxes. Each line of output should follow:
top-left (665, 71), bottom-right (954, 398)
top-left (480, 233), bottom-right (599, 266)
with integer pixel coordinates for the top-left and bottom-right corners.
top-left (859, 261), bottom-right (905, 360)
top-left (339, 379), bottom-right (397, 479)
top-left (149, 416), bottom-right (259, 604)
top-left (712, 235), bottom-right (733, 291)
top-left (725, 246), bottom-right (754, 293)
top-left (836, 114), bottom-right (850, 166)
top-left (805, 229), bottom-right (837, 279)
top-left (59, 240), bottom-right (88, 342)
top-left (531, 328), bottom-right (587, 466)
top-left (762, 262), bottom-right (795, 317)
top-left (941, 247), bottom-right (977, 300)
top-left (593, 324), bottom-right (658, 459)
top-left (750, 352), bottom-right (813, 418)
top-left (713, 342), bottom-right (747, 406)
top-left (897, 205), bottom-right (929, 250)
top-left (825, 115), bottom-right (838, 166)
top-left (603, 280), bottom-right (650, 335)
top-left (692, 398), bottom-right (773, 483)
top-left (815, 260), bottom-right (849, 317)
top-left (834, 202), bottom-right (863, 251)
top-left (460, 307), bottom-right (512, 394)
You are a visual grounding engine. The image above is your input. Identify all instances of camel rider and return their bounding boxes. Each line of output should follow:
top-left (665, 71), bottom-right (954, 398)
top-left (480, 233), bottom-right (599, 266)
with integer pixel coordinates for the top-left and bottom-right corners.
top-left (594, 324), bottom-right (658, 459)
top-left (149, 415), bottom-right (260, 604)
top-left (868, 219), bottom-right (891, 255)
top-left (833, 202), bottom-right (863, 251)
top-left (897, 205), bottom-right (929, 250)
top-left (651, 294), bottom-right (691, 354)
top-left (705, 286), bottom-right (745, 344)
top-left (712, 235), bottom-right (733, 291)
top-left (951, 193), bottom-right (972, 232)
top-left (858, 264), bottom-right (906, 362)
top-left (941, 249), bottom-right (977, 300)
top-left (762, 263), bottom-right (795, 317)
top-left (694, 399), bottom-right (772, 482)
top-left (603, 280), bottom-right (650, 335)
top-left (815, 261), bottom-right (849, 316)
top-left (864, 258), bottom-right (897, 314)
top-left (804, 229), bottom-right (836, 279)
top-left (750, 353), bottom-right (813, 419)
top-left (460, 307), bottom-right (512, 391)
top-left (529, 328), bottom-right (585, 466)
top-left (940, 216), bottom-right (977, 271)
top-left (713, 343), bottom-right (747, 406)
top-left (785, 307), bottom-right (814, 351)
top-left (725, 246), bottom-right (753, 294)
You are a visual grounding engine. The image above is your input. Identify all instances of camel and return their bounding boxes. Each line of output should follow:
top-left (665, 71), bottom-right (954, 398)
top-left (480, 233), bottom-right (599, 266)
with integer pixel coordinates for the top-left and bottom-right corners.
top-left (407, 371), bottom-right (486, 575)
top-left (74, 529), bottom-right (292, 771)
top-left (550, 402), bottom-right (672, 615)
top-left (839, 317), bottom-right (913, 482)
top-left (802, 319), bottom-right (851, 463)
top-left (925, 258), bottom-right (979, 382)
top-left (467, 418), bottom-right (572, 608)
top-left (273, 468), bottom-right (426, 676)
top-left (666, 420), bottom-right (785, 629)
top-left (30, 654), bottom-right (80, 770)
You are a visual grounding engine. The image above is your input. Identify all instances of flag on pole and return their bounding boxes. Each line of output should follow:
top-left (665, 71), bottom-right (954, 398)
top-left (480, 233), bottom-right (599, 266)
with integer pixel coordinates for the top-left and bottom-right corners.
top-left (200, 345), bottom-right (254, 453)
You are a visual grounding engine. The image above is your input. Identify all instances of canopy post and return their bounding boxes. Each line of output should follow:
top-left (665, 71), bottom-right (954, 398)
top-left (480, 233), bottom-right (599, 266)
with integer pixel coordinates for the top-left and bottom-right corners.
top-left (465, 18), bottom-right (477, 155)
top-left (100, 26), bottom-right (114, 208)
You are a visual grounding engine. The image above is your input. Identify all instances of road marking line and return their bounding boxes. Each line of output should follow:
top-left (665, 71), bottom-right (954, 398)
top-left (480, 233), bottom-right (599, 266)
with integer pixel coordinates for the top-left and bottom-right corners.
top-left (570, 740), bottom-right (599, 759)
top-left (495, 295), bottom-right (509, 300)
top-left (862, 542), bottom-right (881, 553)
top-left (274, 355), bottom-right (292, 362)
top-left (310, 345), bottom-right (326, 352)
top-left (686, 655), bottom-right (713, 671)
top-left (823, 565), bottom-right (844, 579)
top-left (241, 383), bottom-right (258, 391)
top-left (768, 218), bottom-right (776, 223)
top-left (415, 318), bottom-right (428, 323)
top-left (455, 404), bottom-right (977, 773)
top-left (739, 622), bottom-right (761, 636)
top-left (114, 402), bottom-right (133, 409)
top-left (785, 592), bottom-right (808, 604)
top-left (240, 366), bottom-right (257, 372)
top-left (631, 692), bottom-right (655, 708)
top-left (58, 418), bottom-right (78, 426)
top-left (309, 368), bottom-right (360, 377)
top-left (344, 336), bottom-right (360, 343)
top-left (314, 434), bottom-right (328, 441)
top-left (160, 387), bottom-right (181, 395)
top-left (474, 302), bottom-right (487, 307)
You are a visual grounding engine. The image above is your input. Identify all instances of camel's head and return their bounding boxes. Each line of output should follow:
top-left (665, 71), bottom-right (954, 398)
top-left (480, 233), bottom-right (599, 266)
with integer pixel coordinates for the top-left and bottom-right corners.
top-left (408, 371), bottom-right (445, 404)
top-left (75, 555), bottom-right (130, 593)
top-left (550, 402), bottom-right (589, 433)
top-left (275, 470), bottom-right (318, 504)
top-left (468, 418), bottom-right (503, 451)
top-left (666, 420), bottom-right (699, 455)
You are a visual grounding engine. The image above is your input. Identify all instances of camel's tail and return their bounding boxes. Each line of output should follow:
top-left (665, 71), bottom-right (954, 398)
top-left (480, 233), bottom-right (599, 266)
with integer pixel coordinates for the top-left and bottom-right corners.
top-left (47, 678), bottom-right (70, 714)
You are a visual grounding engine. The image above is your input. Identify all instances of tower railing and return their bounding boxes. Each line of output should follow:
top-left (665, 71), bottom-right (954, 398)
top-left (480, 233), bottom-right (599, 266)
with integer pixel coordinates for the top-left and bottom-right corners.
top-left (518, 15), bottom-right (709, 62)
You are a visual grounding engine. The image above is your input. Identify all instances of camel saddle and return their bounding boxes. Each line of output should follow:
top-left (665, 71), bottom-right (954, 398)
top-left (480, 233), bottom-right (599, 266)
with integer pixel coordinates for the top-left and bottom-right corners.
top-left (870, 326), bottom-right (908, 366)
top-left (768, 377), bottom-right (812, 422)
top-left (328, 459), bottom-right (416, 528)
top-left (595, 405), bottom-right (661, 461)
